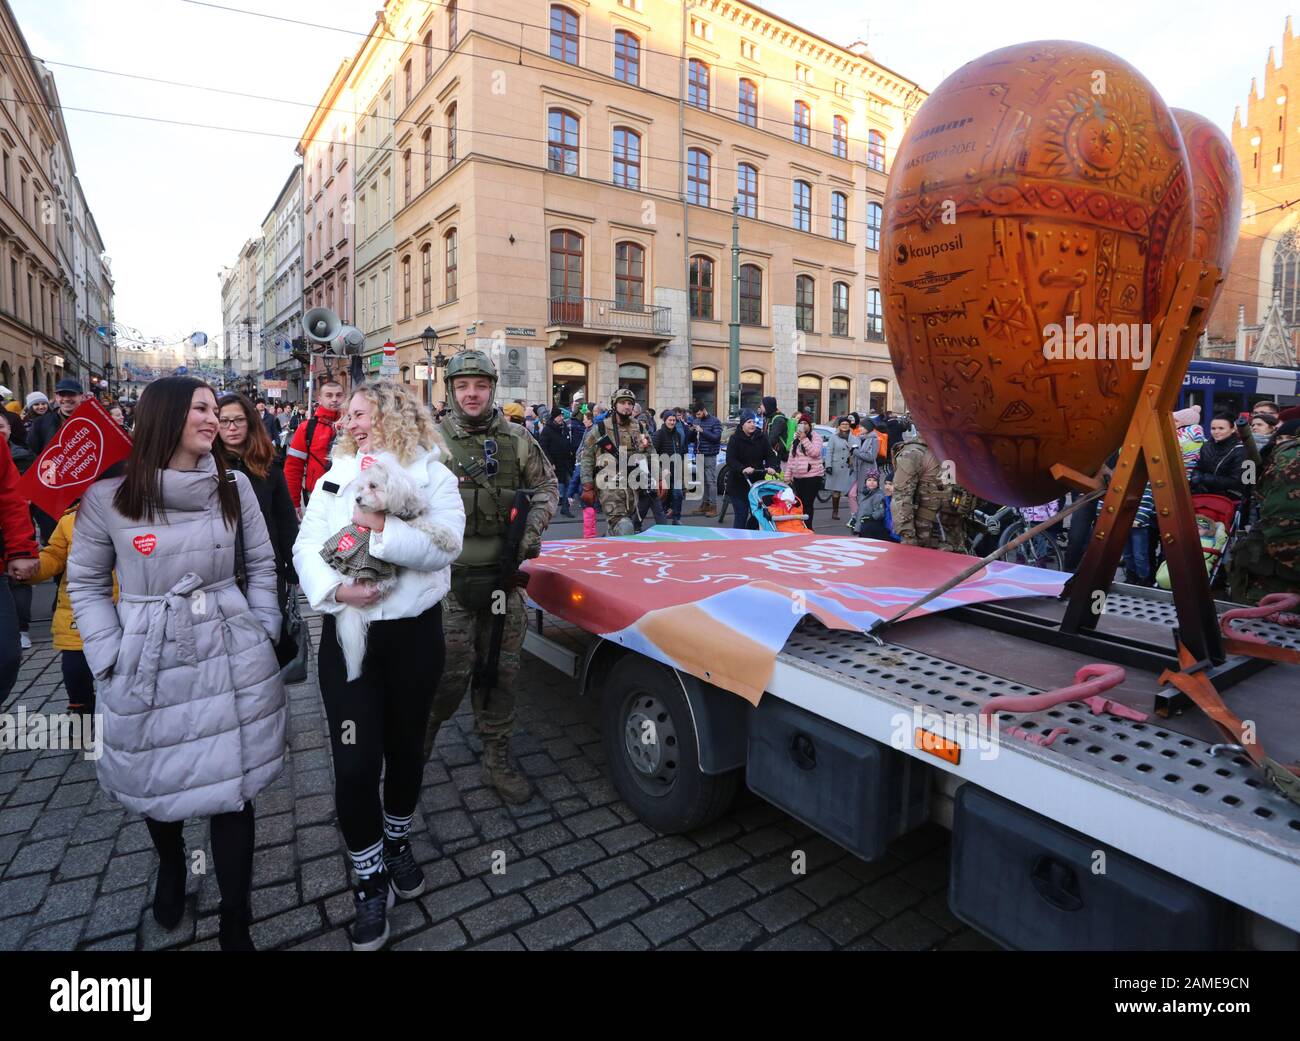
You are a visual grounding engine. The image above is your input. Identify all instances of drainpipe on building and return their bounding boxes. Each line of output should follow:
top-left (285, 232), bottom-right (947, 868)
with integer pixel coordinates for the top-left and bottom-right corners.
top-left (729, 197), bottom-right (740, 420)
top-left (678, 1), bottom-right (692, 409)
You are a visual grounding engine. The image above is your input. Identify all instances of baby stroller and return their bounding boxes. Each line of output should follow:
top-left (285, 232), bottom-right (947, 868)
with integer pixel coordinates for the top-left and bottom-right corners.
top-left (1154, 493), bottom-right (1238, 590)
top-left (747, 477), bottom-right (811, 533)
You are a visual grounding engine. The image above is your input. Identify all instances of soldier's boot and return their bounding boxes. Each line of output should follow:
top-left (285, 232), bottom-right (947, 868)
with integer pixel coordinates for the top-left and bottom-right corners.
top-left (481, 734), bottom-right (533, 804)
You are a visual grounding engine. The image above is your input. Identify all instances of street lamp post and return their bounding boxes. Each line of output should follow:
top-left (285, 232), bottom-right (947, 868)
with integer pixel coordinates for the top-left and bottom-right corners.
top-left (421, 326), bottom-right (438, 406)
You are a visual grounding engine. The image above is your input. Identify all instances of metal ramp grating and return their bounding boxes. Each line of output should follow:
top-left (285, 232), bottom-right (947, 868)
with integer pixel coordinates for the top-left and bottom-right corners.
top-left (1105, 592), bottom-right (1300, 652)
top-left (779, 623), bottom-right (1300, 860)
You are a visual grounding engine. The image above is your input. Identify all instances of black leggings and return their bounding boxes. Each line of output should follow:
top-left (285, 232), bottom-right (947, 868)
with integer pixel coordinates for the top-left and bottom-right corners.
top-left (318, 603), bottom-right (445, 852)
top-left (62, 650), bottom-right (95, 713)
top-left (145, 803), bottom-right (255, 912)
top-left (791, 476), bottom-right (824, 529)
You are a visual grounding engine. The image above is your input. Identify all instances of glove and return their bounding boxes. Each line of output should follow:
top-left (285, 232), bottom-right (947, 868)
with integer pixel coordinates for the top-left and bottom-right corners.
top-left (581, 484), bottom-right (595, 507)
top-left (518, 529), bottom-right (542, 563)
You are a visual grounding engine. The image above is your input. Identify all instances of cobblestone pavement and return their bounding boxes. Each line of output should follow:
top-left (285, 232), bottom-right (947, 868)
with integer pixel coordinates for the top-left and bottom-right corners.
top-left (0, 587), bottom-right (997, 952)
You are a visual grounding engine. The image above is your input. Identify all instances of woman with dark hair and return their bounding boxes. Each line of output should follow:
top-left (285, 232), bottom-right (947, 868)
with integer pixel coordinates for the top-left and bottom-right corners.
top-left (216, 393), bottom-right (299, 602)
top-left (539, 407), bottom-right (576, 517)
top-left (66, 376), bottom-right (286, 951)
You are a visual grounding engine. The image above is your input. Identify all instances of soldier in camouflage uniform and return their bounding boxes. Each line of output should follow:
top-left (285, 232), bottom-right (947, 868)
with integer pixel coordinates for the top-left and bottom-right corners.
top-left (1229, 419), bottom-right (1300, 605)
top-left (423, 350), bottom-right (558, 803)
top-left (579, 388), bottom-right (653, 536)
top-left (891, 429), bottom-right (951, 550)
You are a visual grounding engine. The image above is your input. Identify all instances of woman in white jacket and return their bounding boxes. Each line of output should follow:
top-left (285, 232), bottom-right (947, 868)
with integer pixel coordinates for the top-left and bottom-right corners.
top-left (293, 380), bottom-right (464, 951)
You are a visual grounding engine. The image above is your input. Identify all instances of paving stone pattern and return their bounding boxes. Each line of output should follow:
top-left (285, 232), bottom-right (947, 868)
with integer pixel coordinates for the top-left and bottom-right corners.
top-left (0, 605), bottom-right (995, 951)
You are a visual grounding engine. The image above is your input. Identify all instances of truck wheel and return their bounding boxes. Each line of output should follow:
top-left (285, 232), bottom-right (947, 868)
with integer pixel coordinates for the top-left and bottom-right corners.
top-left (600, 655), bottom-right (741, 834)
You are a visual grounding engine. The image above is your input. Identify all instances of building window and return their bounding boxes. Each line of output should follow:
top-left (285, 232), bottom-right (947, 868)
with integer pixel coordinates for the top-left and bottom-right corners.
top-left (446, 103), bottom-right (457, 165)
top-left (548, 109), bottom-right (579, 174)
top-left (737, 163), bottom-right (757, 218)
top-left (833, 115), bottom-right (848, 159)
top-left (550, 5), bottom-right (579, 65)
top-left (448, 0), bottom-right (458, 49)
top-left (796, 275), bottom-right (815, 332)
top-left (613, 128), bottom-right (640, 189)
top-left (615, 242), bottom-right (645, 310)
top-left (422, 129), bottom-right (432, 187)
top-left (870, 379), bottom-right (890, 415)
top-left (421, 243), bottom-right (432, 310)
top-left (615, 30), bottom-right (640, 85)
top-left (688, 59), bottom-right (709, 110)
top-left (1274, 227), bottom-right (1300, 323)
top-left (423, 31), bottom-right (433, 80)
top-left (868, 129), bottom-right (886, 172)
top-left (832, 281), bottom-right (849, 336)
top-left (401, 255), bottom-right (411, 318)
top-left (740, 370), bottom-right (764, 410)
top-left (831, 192), bottom-right (847, 241)
top-left (793, 180), bottom-right (811, 232)
top-left (795, 64), bottom-right (811, 84)
top-left (867, 201), bottom-right (882, 251)
top-left (867, 287), bottom-right (883, 340)
top-left (692, 367), bottom-right (718, 414)
top-left (797, 376), bottom-right (821, 423)
top-left (835, 80), bottom-right (848, 99)
top-left (403, 149), bottom-right (412, 203)
top-left (741, 39), bottom-right (758, 61)
top-left (739, 263), bottom-right (762, 325)
top-left (689, 255), bottom-right (713, 318)
top-left (828, 377), bottom-right (850, 417)
top-left (738, 78), bottom-right (757, 127)
top-left (552, 358), bottom-right (589, 407)
top-left (404, 61), bottom-right (412, 106)
top-left (690, 16), bottom-right (711, 40)
top-left (549, 229), bottom-right (584, 322)
top-left (686, 148), bottom-right (710, 206)
top-left (794, 101), bottom-right (810, 146)
top-left (445, 229), bottom-right (458, 301)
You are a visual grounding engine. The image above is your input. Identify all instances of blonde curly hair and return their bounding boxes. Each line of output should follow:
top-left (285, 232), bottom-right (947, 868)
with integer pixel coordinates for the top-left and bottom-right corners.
top-left (333, 380), bottom-right (441, 465)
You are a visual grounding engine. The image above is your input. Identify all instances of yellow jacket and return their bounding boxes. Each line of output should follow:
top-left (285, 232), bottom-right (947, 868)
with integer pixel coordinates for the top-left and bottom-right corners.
top-left (35, 508), bottom-right (118, 651)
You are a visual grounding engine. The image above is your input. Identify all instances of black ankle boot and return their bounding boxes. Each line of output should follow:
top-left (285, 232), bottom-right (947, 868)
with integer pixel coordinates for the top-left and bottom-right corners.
top-left (152, 854), bottom-right (186, 930)
top-left (218, 902), bottom-right (255, 951)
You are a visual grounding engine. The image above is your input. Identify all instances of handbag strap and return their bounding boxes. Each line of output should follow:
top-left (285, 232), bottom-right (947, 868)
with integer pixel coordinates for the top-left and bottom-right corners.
top-left (230, 474), bottom-right (248, 593)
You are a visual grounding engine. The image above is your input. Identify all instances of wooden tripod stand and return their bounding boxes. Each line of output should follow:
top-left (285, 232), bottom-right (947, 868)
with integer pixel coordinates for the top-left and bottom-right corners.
top-left (1058, 261), bottom-right (1224, 666)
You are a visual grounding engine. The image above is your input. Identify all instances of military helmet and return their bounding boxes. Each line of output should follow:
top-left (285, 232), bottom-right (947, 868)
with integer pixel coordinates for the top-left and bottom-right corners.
top-left (445, 349), bottom-right (498, 384)
top-left (611, 387), bottom-right (637, 406)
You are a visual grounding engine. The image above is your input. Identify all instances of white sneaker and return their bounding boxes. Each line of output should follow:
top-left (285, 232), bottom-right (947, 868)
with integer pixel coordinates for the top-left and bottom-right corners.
top-left (19, 633), bottom-right (30, 650)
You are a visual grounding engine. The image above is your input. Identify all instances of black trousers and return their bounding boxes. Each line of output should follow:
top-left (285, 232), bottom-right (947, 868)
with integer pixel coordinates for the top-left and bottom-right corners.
top-left (318, 603), bottom-right (445, 852)
top-left (62, 649), bottom-right (95, 712)
top-left (145, 803), bottom-right (255, 913)
top-left (0, 579), bottom-right (19, 707)
top-left (791, 476), bottom-right (824, 529)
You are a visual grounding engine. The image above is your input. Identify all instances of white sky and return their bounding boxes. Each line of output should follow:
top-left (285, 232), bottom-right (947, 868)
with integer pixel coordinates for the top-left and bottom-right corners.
top-left (11, 0), bottom-right (1295, 358)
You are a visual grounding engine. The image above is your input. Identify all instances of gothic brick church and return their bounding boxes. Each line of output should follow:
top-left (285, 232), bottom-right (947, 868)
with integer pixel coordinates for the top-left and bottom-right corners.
top-left (1206, 15), bottom-right (1300, 368)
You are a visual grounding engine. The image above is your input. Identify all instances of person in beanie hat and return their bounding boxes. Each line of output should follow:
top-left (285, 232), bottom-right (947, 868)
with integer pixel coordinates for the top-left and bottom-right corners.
top-left (539, 406), bottom-right (576, 516)
top-left (25, 391), bottom-right (49, 414)
top-left (724, 409), bottom-right (778, 528)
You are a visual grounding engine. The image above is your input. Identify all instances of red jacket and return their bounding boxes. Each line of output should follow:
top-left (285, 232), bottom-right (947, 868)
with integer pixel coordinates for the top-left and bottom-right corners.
top-left (283, 405), bottom-right (339, 508)
top-left (0, 436), bottom-right (37, 562)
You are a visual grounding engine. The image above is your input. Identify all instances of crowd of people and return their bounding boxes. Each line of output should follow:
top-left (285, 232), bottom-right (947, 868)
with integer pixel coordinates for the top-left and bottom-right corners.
top-left (0, 355), bottom-right (1296, 956)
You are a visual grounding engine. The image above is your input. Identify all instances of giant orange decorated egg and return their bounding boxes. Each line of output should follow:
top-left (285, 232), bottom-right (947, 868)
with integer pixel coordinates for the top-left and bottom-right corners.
top-left (883, 41), bottom-right (1194, 505)
top-left (1173, 109), bottom-right (1242, 306)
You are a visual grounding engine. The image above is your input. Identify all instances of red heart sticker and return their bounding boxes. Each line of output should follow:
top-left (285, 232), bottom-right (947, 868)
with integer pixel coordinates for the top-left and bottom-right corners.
top-left (133, 534), bottom-right (157, 556)
top-left (360, 455), bottom-right (375, 471)
top-left (337, 534), bottom-right (356, 552)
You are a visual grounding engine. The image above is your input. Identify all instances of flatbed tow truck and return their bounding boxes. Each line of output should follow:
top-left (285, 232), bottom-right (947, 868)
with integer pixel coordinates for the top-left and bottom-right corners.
top-left (522, 556), bottom-right (1300, 951)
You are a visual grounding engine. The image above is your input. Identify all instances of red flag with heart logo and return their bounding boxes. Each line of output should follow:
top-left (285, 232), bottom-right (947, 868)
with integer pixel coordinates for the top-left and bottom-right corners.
top-left (18, 398), bottom-right (132, 518)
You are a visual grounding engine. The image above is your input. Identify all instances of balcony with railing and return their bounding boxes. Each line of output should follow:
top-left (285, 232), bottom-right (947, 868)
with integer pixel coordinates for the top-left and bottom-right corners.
top-left (547, 295), bottom-right (673, 350)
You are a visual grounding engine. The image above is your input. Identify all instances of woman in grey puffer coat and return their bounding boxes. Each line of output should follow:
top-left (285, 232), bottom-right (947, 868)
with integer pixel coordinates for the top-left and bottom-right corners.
top-left (67, 377), bottom-right (286, 951)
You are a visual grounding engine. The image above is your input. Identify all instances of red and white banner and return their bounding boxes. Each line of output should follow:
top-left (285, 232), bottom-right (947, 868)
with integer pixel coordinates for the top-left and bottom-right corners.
top-left (18, 398), bottom-right (132, 518)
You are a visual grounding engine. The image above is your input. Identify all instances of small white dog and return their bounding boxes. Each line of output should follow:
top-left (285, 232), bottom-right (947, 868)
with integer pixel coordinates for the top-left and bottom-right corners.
top-left (324, 453), bottom-right (457, 680)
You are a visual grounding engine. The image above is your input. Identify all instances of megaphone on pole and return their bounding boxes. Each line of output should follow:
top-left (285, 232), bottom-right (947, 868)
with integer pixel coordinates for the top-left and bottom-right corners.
top-left (302, 308), bottom-right (364, 356)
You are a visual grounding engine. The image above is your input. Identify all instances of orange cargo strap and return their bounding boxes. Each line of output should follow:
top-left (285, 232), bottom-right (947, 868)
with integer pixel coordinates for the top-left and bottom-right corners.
top-left (1158, 643), bottom-right (1300, 806)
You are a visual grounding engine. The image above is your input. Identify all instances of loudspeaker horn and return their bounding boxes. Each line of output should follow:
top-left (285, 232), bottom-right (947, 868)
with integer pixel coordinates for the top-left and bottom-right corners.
top-left (302, 307), bottom-right (341, 346)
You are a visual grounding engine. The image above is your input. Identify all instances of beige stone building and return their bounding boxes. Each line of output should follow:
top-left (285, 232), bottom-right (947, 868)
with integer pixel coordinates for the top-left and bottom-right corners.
top-left (0, 7), bottom-right (96, 402)
top-left (355, 0), bottom-right (924, 420)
